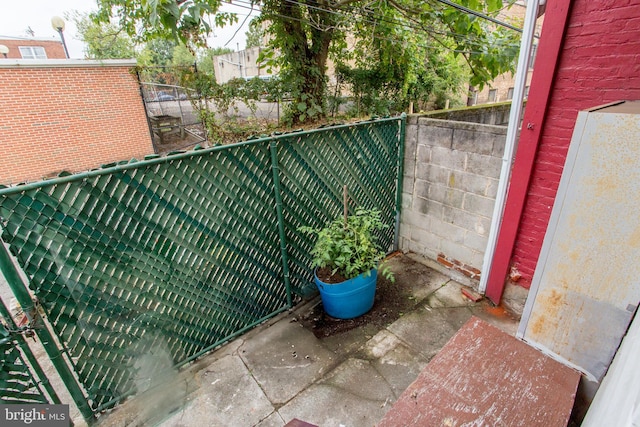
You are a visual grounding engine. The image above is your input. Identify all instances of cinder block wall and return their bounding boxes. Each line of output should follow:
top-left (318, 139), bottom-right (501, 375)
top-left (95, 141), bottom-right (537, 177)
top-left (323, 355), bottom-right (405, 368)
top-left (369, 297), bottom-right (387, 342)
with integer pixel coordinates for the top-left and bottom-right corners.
top-left (0, 60), bottom-right (154, 185)
top-left (400, 115), bottom-right (507, 286)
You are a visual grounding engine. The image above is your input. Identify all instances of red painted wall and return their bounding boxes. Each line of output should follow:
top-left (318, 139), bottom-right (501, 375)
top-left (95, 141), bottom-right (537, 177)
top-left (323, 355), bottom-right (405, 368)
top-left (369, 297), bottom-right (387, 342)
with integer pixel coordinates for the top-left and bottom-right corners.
top-left (0, 62), bottom-right (154, 185)
top-left (511, 1), bottom-right (640, 287)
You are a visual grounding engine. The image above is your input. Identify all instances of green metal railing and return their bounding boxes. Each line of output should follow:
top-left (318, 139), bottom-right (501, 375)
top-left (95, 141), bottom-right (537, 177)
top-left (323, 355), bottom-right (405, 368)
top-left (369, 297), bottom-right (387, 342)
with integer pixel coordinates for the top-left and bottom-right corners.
top-left (0, 116), bottom-right (405, 421)
top-left (0, 291), bottom-right (61, 405)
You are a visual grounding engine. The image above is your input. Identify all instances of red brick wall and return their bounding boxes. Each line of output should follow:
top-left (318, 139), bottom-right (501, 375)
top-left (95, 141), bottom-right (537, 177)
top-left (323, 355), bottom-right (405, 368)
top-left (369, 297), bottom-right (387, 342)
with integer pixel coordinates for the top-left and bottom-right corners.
top-left (0, 38), bottom-right (67, 59)
top-left (511, 1), bottom-right (640, 286)
top-left (0, 62), bottom-right (154, 184)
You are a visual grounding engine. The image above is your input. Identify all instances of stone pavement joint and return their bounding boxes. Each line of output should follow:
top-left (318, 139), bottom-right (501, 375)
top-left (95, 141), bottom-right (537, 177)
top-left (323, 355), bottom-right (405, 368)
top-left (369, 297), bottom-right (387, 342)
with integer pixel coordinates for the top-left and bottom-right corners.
top-left (93, 253), bottom-right (523, 427)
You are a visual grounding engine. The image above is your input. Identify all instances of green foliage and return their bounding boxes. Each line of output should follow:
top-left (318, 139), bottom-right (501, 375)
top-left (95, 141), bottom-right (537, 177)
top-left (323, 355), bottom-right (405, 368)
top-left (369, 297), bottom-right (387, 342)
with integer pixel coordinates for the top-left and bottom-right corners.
top-left (172, 44), bottom-right (197, 66)
top-left (92, 0), bottom-right (237, 47)
top-left (69, 11), bottom-right (135, 59)
top-left (299, 209), bottom-right (394, 282)
top-left (138, 38), bottom-right (177, 66)
top-left (179, 69), bottom-right (282, 142)
top-left (97, 0), bottom-right (520, 124)
top-left (245, 18), bottom-right (264, 49)
top-left (196, 47), bottom-right (234, 74)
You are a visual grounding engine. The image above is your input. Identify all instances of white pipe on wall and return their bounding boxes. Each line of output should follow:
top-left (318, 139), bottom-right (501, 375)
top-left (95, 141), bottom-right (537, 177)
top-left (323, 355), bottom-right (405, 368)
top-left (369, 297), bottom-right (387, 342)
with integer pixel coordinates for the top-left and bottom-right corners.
top-left (478, 0), bottom-right (542, 294)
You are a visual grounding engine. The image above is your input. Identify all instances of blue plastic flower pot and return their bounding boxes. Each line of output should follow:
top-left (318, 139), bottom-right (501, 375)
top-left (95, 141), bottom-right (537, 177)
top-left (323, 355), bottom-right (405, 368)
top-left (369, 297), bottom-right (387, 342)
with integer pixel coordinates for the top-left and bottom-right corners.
top-left (314, 268), bottom-right (377, 319)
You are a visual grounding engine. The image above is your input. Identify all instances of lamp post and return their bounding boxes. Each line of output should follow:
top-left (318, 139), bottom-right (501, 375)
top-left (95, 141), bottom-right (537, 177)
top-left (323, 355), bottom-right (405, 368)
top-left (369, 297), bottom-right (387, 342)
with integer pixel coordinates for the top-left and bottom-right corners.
top-left (0, 45), bottom-right (8, 58)
top-left (51, 16), bottom-right (69, 58)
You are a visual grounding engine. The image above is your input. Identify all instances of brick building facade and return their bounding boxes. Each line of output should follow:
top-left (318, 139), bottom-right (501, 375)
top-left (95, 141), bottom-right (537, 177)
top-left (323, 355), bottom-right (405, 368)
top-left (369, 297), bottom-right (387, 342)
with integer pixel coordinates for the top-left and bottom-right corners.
top-left (0, 60), bottom-right (154, 185)
top-left (486, 0), bottom-right (640, 301)
top-left (0, 37), bottom-right (67, 59)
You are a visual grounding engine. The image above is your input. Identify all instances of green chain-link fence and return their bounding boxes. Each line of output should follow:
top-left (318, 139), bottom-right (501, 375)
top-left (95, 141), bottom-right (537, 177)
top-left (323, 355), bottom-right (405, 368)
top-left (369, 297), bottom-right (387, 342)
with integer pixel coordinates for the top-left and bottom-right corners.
top-left (0, 116), bottom-right (405, 422)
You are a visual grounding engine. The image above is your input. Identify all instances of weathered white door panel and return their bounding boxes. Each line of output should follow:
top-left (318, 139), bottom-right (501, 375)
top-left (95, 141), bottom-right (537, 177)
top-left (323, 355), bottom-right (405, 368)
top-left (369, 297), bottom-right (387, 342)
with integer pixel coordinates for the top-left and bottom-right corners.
top-left (519, 101), bottom-right (640, 382)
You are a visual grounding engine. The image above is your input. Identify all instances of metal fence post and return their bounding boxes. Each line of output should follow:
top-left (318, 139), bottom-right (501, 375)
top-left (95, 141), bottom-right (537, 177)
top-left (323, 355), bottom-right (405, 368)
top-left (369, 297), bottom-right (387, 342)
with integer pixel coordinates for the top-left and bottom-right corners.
top-left (0, 296), bottom-right (61, 405)
top-left (269, 140), bottom-right (293, 308)
top-left (0, 240), bottom-right (94, 422)
top-left (393, 114), bottom-right (407, 251)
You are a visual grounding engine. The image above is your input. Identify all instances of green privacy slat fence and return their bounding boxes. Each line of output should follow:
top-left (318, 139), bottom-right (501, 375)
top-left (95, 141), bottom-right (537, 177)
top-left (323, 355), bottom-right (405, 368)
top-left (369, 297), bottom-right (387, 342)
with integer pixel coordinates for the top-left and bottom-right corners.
top-left (0, 116), bottom-right (404, 421)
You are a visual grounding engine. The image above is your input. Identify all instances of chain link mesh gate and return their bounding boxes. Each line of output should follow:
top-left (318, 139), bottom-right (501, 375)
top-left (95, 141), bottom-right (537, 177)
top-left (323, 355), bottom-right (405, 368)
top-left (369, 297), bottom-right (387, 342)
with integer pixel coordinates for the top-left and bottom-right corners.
top-left (0, 116), bottom-right (405, 421)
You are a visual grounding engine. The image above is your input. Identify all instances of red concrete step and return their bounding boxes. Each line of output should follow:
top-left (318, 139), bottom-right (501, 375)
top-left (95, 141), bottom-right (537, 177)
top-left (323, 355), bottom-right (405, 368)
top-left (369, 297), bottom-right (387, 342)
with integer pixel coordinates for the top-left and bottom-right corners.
top-left (378, 316), bottom-right (580, 426)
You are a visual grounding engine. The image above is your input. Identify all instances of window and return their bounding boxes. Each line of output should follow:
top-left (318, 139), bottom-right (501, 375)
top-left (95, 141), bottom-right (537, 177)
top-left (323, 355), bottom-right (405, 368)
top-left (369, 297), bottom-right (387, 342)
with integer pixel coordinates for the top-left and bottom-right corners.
top-left (19, 46), bottom-right (47, 59)
top-left (507, 87), bottom-right (514, 100)
top-left (469, 90), bottom-right (478, 106)
top-left (488, 89), bottom-right (497, 103)
top-left (525, 86), bottom-right (530, 98)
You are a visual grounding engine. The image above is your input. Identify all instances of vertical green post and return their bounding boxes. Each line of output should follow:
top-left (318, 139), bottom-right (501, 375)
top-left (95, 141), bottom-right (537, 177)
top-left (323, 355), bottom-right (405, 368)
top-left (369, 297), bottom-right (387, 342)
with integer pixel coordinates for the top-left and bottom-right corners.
top-left (269, 141), bottom-right (293, 308)
top-left (0, 240), bottom-right (94, 422)
top-left (393, 113), bottom-right (407, 251)
top-left (0, 297), bottom-right (62, 405)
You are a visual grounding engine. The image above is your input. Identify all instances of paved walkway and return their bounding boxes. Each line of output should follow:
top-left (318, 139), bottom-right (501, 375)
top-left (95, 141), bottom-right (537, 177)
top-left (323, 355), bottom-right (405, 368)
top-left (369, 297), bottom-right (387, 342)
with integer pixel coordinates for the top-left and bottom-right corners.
top-left (95, 253), bottom-right (520, 427)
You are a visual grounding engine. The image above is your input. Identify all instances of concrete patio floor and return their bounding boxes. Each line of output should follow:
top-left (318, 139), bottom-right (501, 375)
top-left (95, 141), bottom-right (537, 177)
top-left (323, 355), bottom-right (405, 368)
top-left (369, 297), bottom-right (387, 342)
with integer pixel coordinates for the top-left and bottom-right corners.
top-left (93, 253), bottom-right (521, 427)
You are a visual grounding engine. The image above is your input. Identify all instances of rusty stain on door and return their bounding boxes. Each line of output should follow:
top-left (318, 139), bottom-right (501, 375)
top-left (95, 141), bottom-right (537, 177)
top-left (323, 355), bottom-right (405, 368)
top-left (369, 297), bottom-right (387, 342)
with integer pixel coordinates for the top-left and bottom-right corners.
top-left (519, 101), bottom-right (640, 384)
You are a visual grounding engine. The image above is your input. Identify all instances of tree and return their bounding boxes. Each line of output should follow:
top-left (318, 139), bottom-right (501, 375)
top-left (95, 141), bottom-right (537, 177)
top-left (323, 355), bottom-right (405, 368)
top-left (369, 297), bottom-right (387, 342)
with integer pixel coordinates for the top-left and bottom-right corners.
top-left (245, 18), bottom-right (264, 49)
top-left (196, 47), bottom-right (234, 74)
top-left (70, 11), bottom-right (135, 59)
top-left (92, 0), bottom-right (236, 46)
top-left (256, 0), bottom-right (520, 122)
top-left (94, 0), bottom-right (520, 124)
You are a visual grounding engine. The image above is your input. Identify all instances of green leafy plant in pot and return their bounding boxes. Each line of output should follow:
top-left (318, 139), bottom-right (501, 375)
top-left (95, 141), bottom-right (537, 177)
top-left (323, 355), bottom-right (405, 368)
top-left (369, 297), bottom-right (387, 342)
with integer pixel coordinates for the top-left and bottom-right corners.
top-left (299, 207), bottom-right (394, 319)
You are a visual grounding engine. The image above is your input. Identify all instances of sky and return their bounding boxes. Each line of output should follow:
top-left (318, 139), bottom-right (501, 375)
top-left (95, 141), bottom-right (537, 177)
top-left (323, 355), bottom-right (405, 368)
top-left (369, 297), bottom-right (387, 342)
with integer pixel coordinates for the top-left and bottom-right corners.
top-left (0, 0), bottom-right (254, 59)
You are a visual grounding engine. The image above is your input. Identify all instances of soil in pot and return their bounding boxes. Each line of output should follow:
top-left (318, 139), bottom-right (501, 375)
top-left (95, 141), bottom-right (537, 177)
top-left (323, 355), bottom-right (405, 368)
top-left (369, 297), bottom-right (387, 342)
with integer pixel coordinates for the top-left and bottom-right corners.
top-left (297, 273), bottom-right (415, 338)
top-left (315, 267), bottom-right (349, 284)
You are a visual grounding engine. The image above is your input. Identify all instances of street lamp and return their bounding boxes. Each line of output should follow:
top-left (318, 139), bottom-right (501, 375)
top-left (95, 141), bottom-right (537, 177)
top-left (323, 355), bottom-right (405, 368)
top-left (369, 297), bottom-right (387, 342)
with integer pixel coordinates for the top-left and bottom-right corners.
top-left (0, 44), bottom-right (8, 58)
top-left (51, 16), bottom-right (69, 58)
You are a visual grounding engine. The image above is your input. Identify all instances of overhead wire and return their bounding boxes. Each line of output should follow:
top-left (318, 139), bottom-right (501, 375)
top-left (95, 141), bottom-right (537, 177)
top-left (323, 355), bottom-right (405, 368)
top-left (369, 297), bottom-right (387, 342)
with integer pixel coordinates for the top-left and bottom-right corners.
top-left (232, 0), bottom-right (519, 46)
top-left (227, 0), bottom-right (522, 52)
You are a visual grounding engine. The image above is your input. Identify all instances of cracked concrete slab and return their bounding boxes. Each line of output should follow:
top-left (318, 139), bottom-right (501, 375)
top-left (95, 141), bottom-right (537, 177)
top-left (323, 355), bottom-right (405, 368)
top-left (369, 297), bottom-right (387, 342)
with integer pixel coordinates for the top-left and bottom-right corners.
top-left (387, 306), bottom-right (474, 359)
top-left (91, 253), bottom-right (521, 427)
top-left (238, 316), bottom-right (339, 405)
top-left (161, 355), bottom-right (274, 427)
top-left (277, 358), bottom-right (395, 426)
top-left (424, 279), bottom-right (476, 308)
top-left (363, 330), bottom-right (430, 397)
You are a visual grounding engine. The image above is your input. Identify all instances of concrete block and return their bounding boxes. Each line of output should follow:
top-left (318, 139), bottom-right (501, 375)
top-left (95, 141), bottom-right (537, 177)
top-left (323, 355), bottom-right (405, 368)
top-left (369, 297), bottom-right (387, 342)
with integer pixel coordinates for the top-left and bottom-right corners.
top-left (463, 231), bottom-right (489, 253)
top-left (402, 174), bottom-right (414, 194)
top-left (415, 179), bottom-right (430, 199)
top-left (401, 209), bottom-right (430, 230)
top-left (414, 197), bottom-right (443, 218)
top-left (419, 164), bottom-right (450, 184)
top-left (401, 192), bottom-right (413, 210)
top-left (466, 152), bottom-right (501, 179)
top-left (492, 136), bottom-right (507, 157)
top-left (484, 177), bottom-right (500, 198)
top-left (410, 227), bottom-right (442, 253)
top-left (469, 251), bottom-right (485, 271)
top-left (403, 155), bottom-right (416, 177)
top-left (440, 239), bottom-right (475, 267)
top-left (428, 183), bottom-right (465, 209)
top-left (430, 217), bottom-right (466, 244)
top-left (459, 172), bottom-right (495, 197)
top-left (431, 146), bottom-right (467, 171)
top-left (417, 144), bottom-right (431, 163)
top-left (463, 193), bottom-right (496, 218)
top-left (443, 206), bottom-right (491, 236)
top-left (451, 128), bottom-right (495, 155)
top-left (418, 122), bottom-right (453, 148)
top-left (405, 123), bottom-right (418, 147)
